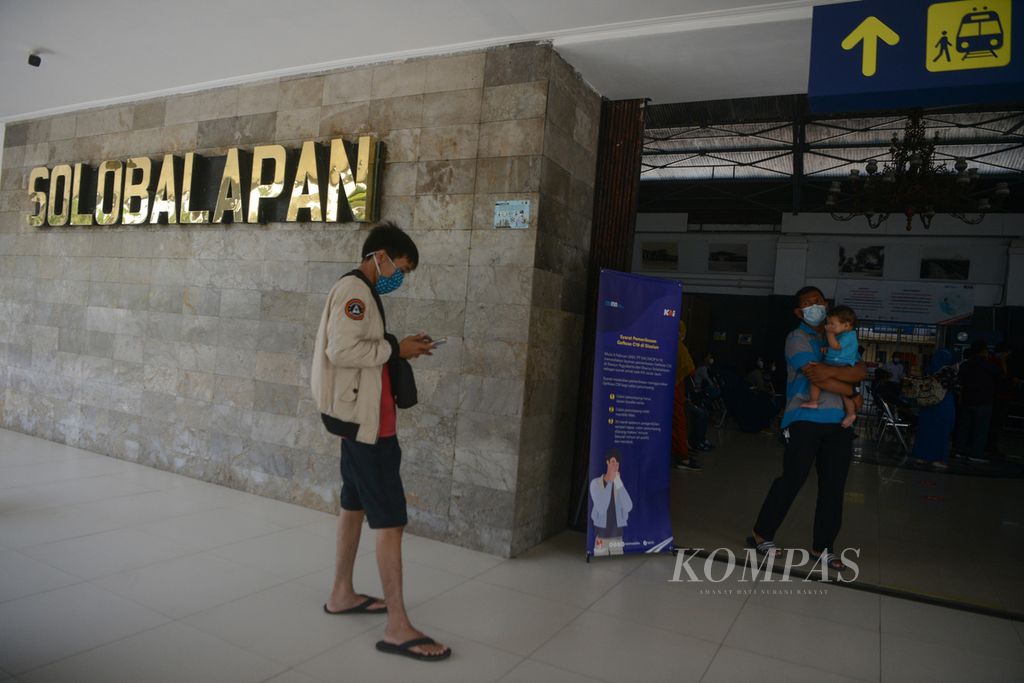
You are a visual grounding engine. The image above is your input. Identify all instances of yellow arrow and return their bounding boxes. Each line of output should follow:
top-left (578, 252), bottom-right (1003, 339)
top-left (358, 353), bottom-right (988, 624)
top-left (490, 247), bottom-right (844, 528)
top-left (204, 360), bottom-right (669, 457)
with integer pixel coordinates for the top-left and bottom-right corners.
top-left (841, 16), bottom-right (900, 77)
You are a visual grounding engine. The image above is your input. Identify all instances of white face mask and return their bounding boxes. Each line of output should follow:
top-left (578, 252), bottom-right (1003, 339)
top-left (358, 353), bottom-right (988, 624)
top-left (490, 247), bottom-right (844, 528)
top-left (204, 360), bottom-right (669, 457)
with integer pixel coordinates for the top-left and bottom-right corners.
top-left (801, 304), bottom-right (827, 326)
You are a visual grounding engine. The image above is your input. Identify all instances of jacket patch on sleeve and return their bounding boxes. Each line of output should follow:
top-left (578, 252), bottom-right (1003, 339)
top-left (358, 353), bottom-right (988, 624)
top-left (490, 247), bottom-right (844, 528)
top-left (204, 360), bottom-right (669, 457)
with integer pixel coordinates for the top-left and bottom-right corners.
top-left (344, 299), bottom-right (366, 320)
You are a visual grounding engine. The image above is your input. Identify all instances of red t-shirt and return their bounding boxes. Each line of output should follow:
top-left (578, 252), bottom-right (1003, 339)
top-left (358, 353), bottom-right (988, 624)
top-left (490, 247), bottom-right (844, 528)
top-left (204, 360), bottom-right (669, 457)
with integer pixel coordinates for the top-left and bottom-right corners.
top-left (379, 365), bottom-right (396, 437)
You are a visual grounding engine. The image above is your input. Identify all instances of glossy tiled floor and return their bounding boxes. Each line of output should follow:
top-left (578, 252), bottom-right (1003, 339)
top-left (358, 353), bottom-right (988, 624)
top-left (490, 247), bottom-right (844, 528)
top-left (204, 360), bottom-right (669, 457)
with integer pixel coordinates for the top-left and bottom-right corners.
top-left (672, 425), bottom-right (1024, 616)
top-left (1, 428), bottom-right (1023, 682)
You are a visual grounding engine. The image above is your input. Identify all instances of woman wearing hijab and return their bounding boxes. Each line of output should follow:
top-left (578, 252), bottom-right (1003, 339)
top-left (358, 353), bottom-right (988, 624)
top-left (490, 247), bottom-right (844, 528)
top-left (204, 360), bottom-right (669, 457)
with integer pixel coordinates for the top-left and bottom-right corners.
top-left (671, 321), bottom-right (702, 471)
top-left (911, 348), bottom-right (958, 470)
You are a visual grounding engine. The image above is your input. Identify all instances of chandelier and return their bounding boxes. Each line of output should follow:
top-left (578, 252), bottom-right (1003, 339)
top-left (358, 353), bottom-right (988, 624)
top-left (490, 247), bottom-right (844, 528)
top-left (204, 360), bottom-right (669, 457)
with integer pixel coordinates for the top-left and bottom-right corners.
top-left (826, 111), bottom-right (1010, 230)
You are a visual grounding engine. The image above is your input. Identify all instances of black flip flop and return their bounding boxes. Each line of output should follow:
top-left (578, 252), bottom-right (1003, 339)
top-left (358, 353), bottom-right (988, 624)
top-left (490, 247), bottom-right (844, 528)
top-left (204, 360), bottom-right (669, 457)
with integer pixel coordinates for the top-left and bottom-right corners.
top-left (375, 637), bottom-right (452, 662)
top-left (745, 536), bottom-right (783, 557)
top-left (811, 551), bottom-right (847, 571)
top-left (323, 595), bottom-right (387, 615)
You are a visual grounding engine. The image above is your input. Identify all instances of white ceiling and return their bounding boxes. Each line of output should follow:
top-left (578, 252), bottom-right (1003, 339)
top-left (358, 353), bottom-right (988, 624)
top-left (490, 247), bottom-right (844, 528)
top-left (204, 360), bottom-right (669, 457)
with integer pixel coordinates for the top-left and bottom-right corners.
top-left (0, 0), bottom-right (849, 122)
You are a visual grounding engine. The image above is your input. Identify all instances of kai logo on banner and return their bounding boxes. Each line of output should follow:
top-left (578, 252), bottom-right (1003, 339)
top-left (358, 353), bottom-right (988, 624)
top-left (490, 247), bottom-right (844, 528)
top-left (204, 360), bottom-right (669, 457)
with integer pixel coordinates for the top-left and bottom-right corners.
top-left (26, 136), bottom-right (382, 228)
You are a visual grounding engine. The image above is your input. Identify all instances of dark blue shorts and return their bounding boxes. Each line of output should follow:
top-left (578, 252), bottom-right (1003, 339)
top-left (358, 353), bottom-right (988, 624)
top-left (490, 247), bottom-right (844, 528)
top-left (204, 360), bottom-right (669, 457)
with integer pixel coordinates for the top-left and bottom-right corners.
top-left (339, 436), bottom-right (408, 529)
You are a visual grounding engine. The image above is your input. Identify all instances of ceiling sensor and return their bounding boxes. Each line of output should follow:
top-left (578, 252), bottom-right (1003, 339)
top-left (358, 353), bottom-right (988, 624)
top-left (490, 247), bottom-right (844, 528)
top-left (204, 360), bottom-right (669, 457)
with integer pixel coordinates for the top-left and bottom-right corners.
top-left (28, 54), bottom-right (41, 67)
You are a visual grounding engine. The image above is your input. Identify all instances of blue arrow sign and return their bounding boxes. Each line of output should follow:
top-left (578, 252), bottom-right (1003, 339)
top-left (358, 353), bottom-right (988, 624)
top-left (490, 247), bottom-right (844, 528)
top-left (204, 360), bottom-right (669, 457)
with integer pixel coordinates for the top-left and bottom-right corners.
top-left (809, 0), bottom-right (1023, 113)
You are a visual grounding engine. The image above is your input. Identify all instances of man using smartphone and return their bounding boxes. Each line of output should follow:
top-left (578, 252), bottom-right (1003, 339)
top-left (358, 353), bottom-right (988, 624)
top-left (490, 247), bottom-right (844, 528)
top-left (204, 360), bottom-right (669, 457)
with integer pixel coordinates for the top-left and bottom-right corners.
top-left (310, 222), bottom-right (450, 662)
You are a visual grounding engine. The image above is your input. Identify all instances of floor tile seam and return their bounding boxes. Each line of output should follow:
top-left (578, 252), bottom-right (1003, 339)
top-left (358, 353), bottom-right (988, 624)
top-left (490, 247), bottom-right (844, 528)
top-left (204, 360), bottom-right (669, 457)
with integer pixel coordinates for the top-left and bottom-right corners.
top-left (351, 556), bottom-right (488, 619)
top-left (218, 507), bottom-right (337, 530)
top-left (0, 504), bottom-right (233, 551)
top-left (254, 667), bottom-right (324, 683)
top-left (284, 553), bottom-right (483, 610)
top-left (86, 564), bottom-right (296, 621)
top-left (875, 629), bottom-right (1024, 664)
top-left (15, 515), bottom-right (226, 554)
top-left (494, 656), bottom-right (611, 683)
top-left (400, 556), bottom-right (507, 581)
top-left (128, 510), bottom-right (296, 544)
top-left (148, 518), bottom-right (334, 557)
top-left (708, 642), bottom-right (879, 683)
top-left (579, 592), bottom-right (732, 651)
top-left (8, 483), bottom-right (170, 513)
top-left (11, 469), bottom-right (149, 489)
top-left (501, 564), bottom-right (722, 661)
top-left (130, 501), bottom-right (294, 528)
top-left (880, 632), bottom-right (1024, 676)
top-left (737, 599), bottom-right (883, 639)
top-left (630, 565), bottom-right (817, 613)
top-left (877, 554), bottom-right (883, 683)
top-left (399, 557), bottom-right (489, 592)
top-left (101, 503), bottom-right (235, 530)
top-left (0, 506), bottom-right (119, 528)
top-left (511, 606), bottom-right (617, 683)
top-left (407, 584), bottom-right (589, 660)
top-left (3, 469), bottom-right (161, 492)
top-left (700, 548), bottom-right (1019, 624)
top-left (698, 578), bottom-right (752, 683)
top-left (877, 594), bottom-right (1024, 633)
top-left (0, 572), bottom-right (89, 607)
top-left (197, 547), bottom-right (336, 582)
top-left (181, 600), bottom-right (383, 671)
top-left (23, 538), bottom-right (214, 581)
top-left (0, 460), bottom-right (111, 473)
top-left (740, 591), bottom-right (882, 633)
top-left (8, 618), bottom-right (172, 679)
top-left (308, 606), bottom-right (535, 673)
top-left (869, 578), bottom-right (1023, 620)
top-left (471, 568), bottom-right (626, 611)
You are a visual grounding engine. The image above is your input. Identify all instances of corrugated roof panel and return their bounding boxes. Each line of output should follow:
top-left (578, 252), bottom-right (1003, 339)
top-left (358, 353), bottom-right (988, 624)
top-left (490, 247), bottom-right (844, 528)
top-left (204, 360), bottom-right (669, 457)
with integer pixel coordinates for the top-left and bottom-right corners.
top-left (643, 110), bottom-right (1024, 181)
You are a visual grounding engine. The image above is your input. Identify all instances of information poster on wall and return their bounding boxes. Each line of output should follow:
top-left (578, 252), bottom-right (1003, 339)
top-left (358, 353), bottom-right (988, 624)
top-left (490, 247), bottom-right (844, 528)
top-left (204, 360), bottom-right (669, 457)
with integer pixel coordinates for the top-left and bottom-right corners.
top-left (492, 200), bottom-right (530, 229)
top-left (586, 269), bottom-right (681, 559)
top-left (835, 280), bottom-right (974, 324)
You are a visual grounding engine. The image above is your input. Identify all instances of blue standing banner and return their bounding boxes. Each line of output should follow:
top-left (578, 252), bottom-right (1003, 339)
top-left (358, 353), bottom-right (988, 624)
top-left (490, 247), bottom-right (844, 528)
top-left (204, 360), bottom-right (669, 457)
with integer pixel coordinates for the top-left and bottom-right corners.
top-left (586, 270), bottom-right (681, 559)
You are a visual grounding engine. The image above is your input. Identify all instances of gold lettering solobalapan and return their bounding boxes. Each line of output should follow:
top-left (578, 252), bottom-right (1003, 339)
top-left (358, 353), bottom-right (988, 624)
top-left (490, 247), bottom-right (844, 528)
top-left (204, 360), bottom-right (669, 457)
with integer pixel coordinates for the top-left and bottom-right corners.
top-left (27, 136), bottom-right (381, 227)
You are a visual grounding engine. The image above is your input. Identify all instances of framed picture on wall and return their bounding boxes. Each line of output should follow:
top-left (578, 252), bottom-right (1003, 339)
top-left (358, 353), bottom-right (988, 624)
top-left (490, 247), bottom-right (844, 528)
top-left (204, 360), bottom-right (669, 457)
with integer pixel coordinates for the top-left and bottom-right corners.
top-left (713, 331), bottom-right (727, 341)
top-left (838, 245), bottom-right (884, 277)
top-left (708, 243), bottom-right (748, 273)
top-left (640, 241), bottom-right (679, 271)
top-left (738, 333), bottom-right (753, 345)
top-left (920, 258), bottom-right (969, 280)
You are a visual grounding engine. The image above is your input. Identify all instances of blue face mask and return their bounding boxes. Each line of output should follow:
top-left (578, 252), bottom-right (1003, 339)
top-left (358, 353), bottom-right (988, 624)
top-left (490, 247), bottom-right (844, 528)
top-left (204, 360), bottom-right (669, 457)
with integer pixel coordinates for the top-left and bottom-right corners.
top-left (372, 253), bottom-right (404, 295)
top-left (802, 304), bottom-right (827, 326)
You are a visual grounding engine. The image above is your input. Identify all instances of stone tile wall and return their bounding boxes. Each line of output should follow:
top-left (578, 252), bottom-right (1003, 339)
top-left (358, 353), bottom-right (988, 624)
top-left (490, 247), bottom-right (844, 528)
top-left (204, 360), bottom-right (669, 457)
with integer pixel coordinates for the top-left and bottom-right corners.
top-left (512, 53), bottom-right (601, 555)
top-left (0, 43), bottom-right (599, 556)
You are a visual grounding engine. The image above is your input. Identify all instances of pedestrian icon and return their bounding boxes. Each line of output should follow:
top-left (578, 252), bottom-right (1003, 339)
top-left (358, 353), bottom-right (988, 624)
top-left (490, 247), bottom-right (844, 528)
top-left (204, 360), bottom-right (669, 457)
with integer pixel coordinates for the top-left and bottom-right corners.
top-left (927, 0), bottom-right (1012, 72)
top-left (933, 31), bottom-right (953, 62)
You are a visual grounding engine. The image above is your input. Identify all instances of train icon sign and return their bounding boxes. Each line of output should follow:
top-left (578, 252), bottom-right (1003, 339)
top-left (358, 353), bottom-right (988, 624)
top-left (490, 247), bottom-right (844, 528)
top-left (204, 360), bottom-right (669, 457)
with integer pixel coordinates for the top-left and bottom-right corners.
top-left (927, 0), bottom-right (1012, 72)
top-left (809, 0), bottom-right (1023, 112)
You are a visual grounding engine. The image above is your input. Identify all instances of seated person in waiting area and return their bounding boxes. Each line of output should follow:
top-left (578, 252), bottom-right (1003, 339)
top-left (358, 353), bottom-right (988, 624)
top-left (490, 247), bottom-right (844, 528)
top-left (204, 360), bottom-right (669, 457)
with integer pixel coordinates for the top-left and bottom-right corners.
top-left (801, 305), bottom-right (860, 428)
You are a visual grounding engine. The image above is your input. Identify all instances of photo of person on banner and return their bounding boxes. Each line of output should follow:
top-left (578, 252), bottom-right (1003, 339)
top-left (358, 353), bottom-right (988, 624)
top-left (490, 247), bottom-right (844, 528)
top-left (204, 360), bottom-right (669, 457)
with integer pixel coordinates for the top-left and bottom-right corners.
top-left (590, 449), bottom-right (633, 556)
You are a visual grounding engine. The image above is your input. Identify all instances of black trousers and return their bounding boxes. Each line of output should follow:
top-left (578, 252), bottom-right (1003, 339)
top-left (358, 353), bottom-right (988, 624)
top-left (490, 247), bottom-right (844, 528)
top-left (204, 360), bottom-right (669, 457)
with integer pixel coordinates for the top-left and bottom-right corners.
top-left (753, 421), bottom-right (853, 552)
top-left (687, 403), bottom-right (709, 445)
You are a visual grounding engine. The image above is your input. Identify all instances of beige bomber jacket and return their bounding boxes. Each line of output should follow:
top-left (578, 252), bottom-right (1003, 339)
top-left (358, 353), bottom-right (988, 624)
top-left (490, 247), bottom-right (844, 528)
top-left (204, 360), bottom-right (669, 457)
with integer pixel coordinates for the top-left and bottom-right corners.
top-left (310, 271), bottom-right (399, 444)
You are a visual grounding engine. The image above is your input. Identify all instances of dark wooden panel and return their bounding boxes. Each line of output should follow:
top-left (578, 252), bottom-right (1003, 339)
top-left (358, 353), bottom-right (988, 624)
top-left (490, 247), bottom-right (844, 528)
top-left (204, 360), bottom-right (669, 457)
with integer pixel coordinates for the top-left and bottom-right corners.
top-left (568, 99), bottom-right (646, 529)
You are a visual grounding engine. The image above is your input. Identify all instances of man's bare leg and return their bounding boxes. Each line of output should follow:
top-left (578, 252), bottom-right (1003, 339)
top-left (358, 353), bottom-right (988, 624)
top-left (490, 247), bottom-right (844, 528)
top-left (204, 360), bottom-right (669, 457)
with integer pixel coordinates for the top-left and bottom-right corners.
top-left (377, 526), bottom-right (449, 657)
top-left (326, 508), bottom-right (384, 612)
